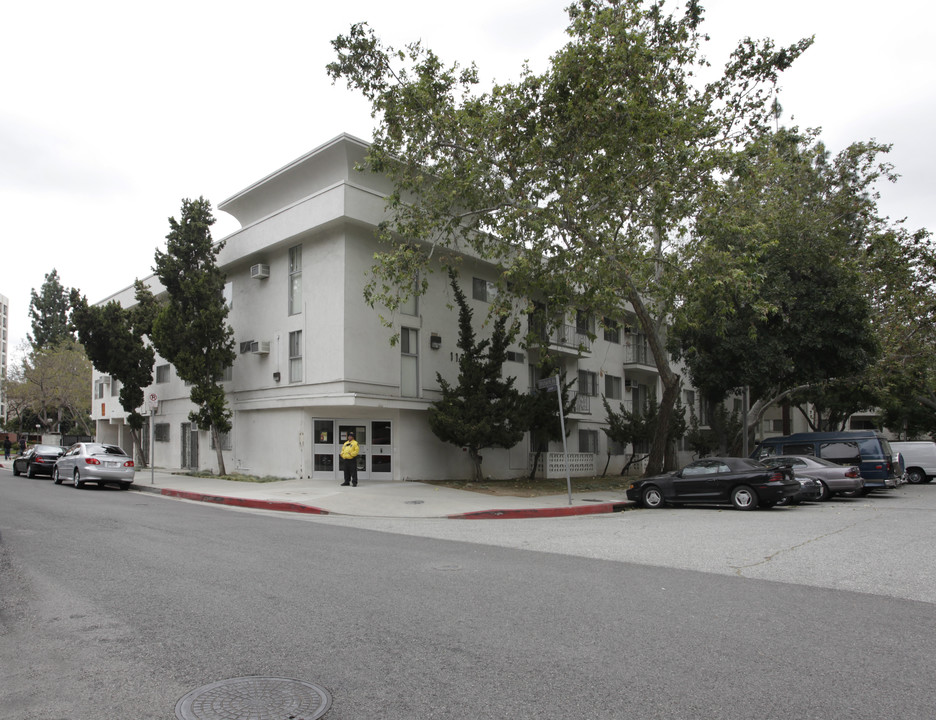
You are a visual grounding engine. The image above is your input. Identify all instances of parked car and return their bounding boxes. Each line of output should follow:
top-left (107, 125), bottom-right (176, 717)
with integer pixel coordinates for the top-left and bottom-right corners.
top-left (769, 455), bottom-right (864, 500)
top-left (752, 431), bottom-right (900, 493)
top-left (776, 474), bottom-right (824, 506)
top-left (12, 444), bottom-right (67, 478)
top-left (53, 442), bottom-right (135, 489)
top-left (626, 457), bottom-right (800, 510)
top-left (890, 441), bottom-right (936, 484)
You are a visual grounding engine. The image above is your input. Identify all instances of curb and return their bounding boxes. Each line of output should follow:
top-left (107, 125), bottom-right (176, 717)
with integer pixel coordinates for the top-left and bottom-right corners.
top-left (448, 502), bottom-right (629, 519)
top-left (130, 483), bottom-right (631, 519)
top-left (131, 485), bottom-right (330, 515)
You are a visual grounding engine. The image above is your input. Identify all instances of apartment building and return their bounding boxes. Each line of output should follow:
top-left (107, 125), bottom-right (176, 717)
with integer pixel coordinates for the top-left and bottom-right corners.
top-left (92, 134), bottom-right (810, 481)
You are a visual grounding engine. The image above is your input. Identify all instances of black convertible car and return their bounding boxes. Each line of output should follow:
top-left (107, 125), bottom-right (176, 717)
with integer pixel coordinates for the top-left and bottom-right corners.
top-left (626, 457), bottom-right (800, 510)
top-left (12, 444), bottom-right (67, 478)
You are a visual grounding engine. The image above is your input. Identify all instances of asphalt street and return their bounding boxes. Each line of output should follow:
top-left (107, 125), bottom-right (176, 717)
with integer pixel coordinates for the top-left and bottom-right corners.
top-left (2, 468), bottom-right (935, 719)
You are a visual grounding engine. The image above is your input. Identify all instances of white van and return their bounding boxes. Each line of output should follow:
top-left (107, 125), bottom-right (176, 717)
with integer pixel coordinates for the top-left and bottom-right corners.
top-left (890, 441), bottom-right (936, 484)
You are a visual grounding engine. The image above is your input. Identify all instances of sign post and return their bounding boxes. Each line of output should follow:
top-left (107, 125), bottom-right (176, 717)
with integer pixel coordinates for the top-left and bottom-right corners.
top-left (537, 374), bottom-right (572, 505)
top-left (148, 393), bottom-right (158, 485)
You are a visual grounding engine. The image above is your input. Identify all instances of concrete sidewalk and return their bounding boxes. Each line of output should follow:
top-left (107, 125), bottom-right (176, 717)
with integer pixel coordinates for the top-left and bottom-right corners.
top-left (125, 468), bottom-right (631, 519)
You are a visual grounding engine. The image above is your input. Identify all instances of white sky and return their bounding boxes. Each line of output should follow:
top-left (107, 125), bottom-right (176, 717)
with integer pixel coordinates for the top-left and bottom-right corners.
top-left (2, 0), bottom-right (933, 364)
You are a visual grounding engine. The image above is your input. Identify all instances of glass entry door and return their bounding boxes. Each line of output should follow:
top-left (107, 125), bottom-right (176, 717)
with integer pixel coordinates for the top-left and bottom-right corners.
top-left (311, 419), bottom-right (392, 480)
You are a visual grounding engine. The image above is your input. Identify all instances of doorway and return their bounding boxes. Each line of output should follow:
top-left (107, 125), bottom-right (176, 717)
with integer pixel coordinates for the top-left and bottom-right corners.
top-left (311, 419), bottom-right (393, 481)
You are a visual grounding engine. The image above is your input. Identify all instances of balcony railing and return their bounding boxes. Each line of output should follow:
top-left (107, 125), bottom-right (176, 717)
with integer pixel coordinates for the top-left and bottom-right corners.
top-left (623, 342), bottom-right (653, 366)
top-left (528, 320), bottom-right (592, 353)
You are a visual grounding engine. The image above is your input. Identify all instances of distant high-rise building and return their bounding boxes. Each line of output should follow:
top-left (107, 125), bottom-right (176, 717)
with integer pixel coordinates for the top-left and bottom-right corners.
top-left (0, 292), bottom-right (8, 422)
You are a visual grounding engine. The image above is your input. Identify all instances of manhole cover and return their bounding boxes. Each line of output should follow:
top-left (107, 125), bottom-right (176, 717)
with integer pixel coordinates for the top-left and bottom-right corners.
top-left (175, 676), bottom-right (331, 720)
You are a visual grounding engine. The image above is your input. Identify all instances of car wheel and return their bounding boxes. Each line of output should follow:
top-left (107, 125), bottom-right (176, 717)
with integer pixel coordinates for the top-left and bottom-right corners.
top-left (815, 480), bottom-right (830, 501)
top-left (776, 495), bottom-right (792, 507)
top-left (73, 468), bottom-right (84, 488)
top-left (27, 462), bottom-right (36, 478)
top-left (731, 485), bottom-right (758, 510)
top-left (641, 485), bottom-right (665, 509)
top-left (907, 468), bottom-right (926, 484)
top-left (12, 463), bottom-right (21, 476)
top-left (53, 467), bottom-right (63, 485)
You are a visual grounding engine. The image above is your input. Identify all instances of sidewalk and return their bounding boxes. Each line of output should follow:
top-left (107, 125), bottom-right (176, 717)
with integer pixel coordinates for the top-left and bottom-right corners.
top-left (126, 468), bottom-right (631, 519)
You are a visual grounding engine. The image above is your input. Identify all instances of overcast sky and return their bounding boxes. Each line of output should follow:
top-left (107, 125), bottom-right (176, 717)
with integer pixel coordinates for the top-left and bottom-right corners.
top-left (2, 0), bottom-right (932, 365)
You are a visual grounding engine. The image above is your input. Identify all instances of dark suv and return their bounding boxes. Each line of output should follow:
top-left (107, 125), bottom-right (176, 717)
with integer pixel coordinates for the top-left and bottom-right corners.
top-left (752, 431), bottom-right (900, 494)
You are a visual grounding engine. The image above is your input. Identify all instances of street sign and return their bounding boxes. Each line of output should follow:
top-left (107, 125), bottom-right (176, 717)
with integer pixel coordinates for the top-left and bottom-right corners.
top-left (537, 376), bottom-right (558, 391)
top-left (148, 392), bottom-right (158, 412)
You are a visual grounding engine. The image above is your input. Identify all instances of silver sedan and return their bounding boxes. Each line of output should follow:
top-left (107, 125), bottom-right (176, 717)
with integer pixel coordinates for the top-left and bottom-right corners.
top-left (771, 455), bottom-right (864, 500)
top-left (53, 442), bottom-right (136, 489)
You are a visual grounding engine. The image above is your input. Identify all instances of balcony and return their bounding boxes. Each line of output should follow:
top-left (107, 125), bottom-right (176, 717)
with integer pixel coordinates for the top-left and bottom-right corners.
top-left (622, 341), bottom-right (655, 368)
top-left (528, 321), bottom-right (592, 356)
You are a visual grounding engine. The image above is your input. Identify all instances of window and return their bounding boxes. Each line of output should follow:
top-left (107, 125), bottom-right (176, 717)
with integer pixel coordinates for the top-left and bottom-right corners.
top-left (401, 327), bottom-right (418, 397)
top-left (110, 377), bottom-right (120, 397)
top-left (472, 277), bottom-right (497, 302)
top-left (579, 429), bottom-right (599, 454)
top-left (605, 374), bottom-right (622, 400)
top-left (578, 370), bottom-right (598, 396)
top-left (154, 423), bottom-right (170, 442)
top-left (603, 318), bottom-right (620, 344)
top-left (95, 379), bottom-right (107, 399)
top-left (156, 364), bottom-right (170, 383)
top-left (288, 245), bottom-right (302, 315)
top-left (506, 351), bottom-right (525, 363)
top-left (210, 430), bottom-right (232, 451)
top-left (289, 330), bottom-right (303, 383)
top-left (216, 366), bottom-right (233, 382)
top-left (576, 311), bottom-right (594, 335)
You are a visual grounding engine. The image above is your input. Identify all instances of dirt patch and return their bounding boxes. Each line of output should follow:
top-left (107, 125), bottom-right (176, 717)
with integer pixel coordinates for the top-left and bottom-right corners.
top-left (423, 475), bottom-right (636, 498)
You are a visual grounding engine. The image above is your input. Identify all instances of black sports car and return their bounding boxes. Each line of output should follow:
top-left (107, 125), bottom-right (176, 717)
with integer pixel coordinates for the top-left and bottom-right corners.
top-left (626, 456), bottom-right (800, 510)
top-left (12, 444), bottom-right (67, 478)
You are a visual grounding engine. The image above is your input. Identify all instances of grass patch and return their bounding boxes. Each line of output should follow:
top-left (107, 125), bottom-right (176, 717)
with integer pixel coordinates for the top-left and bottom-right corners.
top-left (180, 471), bottom-right (287, 484)
top-left (423, 475), bottom-right (635, 498)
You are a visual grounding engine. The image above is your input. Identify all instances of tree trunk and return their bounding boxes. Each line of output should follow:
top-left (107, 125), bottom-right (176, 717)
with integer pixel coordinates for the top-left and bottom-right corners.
top-left (211, 424), bottom-right (227, 476)
top-left (468, 448), bottom-right (483, 482)
top-left (129, 427), bottom-right (148, 469)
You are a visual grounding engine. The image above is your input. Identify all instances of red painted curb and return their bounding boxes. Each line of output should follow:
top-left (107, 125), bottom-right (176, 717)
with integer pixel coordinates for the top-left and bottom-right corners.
top-left (448, 502), bottom-right (628, 520)
top-left (160, 488), bottom-right (330, 515)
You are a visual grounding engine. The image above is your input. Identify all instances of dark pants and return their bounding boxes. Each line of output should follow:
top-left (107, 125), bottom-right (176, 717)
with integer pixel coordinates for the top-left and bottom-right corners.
top-left (342, 458), bottom-right (358, 485)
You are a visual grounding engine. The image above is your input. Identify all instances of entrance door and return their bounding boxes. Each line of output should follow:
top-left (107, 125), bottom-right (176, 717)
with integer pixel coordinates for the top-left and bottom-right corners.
top-left (313, 420), bottom-right (337, 478)
top-left (181, 422), bottom-right (198, 470)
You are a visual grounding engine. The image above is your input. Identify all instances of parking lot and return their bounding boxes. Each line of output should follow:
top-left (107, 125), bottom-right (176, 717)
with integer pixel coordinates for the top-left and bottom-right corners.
top-left (311, 482), bottom-right (936, 604)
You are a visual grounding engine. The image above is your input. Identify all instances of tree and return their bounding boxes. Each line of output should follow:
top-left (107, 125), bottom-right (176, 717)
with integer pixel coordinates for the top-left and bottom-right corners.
top-left (28, 269), bottom-right (74, 349)
top-left (71, 281), bottom-right (159, 465)
top-left (151, 197), bottom-right (235, 475)
top-left (603, 392), bottom-right (686, 474)
top-left (671, 128), bottom-right (883, 436)
top-left (328, 0), bottom-right (810, 475)
top-left (428, 272), bottom-right (527, 481)
top-left (18, 340), bottom-right (93, 436)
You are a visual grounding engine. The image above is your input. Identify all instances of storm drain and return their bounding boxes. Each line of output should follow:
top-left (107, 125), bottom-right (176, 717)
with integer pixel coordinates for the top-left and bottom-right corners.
top-left (175, 676), bottom-right (331, 720)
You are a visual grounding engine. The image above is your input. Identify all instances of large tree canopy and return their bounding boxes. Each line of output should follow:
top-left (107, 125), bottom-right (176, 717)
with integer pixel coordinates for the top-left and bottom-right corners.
top-left (151, 197), bottom-right (235, 475)
top-left (328, 0), bottom-right (810, 474)
top-left (672, 126), bottom-right (933, 436)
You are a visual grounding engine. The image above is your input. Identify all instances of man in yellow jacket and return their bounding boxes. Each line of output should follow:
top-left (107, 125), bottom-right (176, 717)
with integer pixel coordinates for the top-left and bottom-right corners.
top-left (340, 432), bottom-right (360, 486)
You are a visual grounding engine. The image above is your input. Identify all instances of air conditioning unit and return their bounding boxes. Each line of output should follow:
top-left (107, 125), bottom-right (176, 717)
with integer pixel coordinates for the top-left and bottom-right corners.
top-left (624, 378), bottom-right (634, 389)
top-left (250, 263), bottom-right (270, 279)
top-left (251, 341), bottom-right (271, 355)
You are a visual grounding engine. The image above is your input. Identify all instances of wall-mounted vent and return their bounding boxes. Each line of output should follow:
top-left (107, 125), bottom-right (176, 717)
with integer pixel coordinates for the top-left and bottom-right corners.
top-left (251, 341), bottom-right (271, 355)
top-left (250, 263), bottom-right (270, 279)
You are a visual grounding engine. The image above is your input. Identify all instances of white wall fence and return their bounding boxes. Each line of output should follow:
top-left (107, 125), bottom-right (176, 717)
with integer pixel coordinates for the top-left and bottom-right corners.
top-left (529, 451), bottom-right (597, 478)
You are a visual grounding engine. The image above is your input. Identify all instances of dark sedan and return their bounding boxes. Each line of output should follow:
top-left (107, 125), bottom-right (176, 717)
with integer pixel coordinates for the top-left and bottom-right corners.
top-left (626, 456), bottom-right (800, 510)
top-left (12, 444), bottom-right (67, 478)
